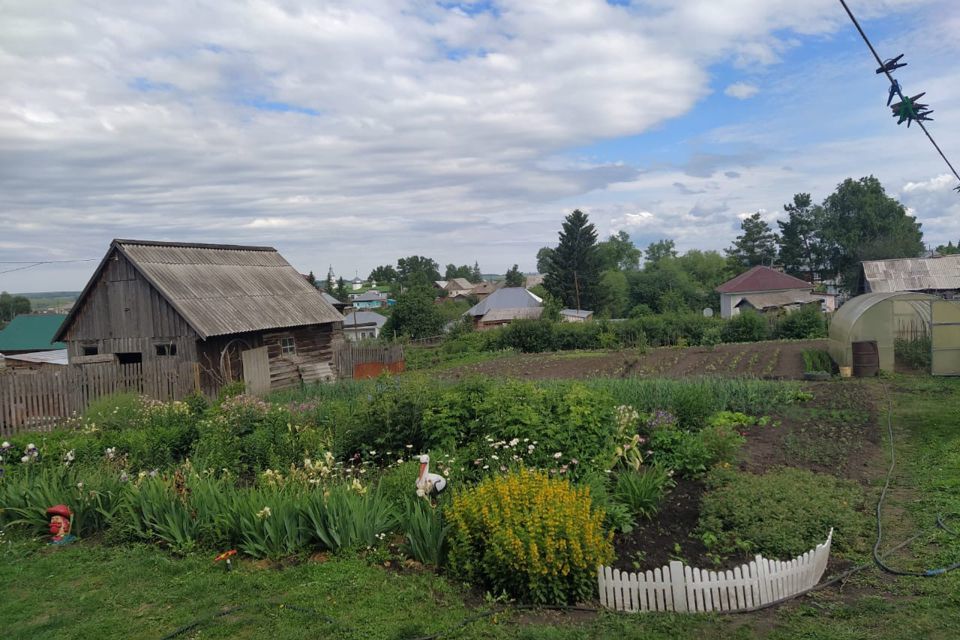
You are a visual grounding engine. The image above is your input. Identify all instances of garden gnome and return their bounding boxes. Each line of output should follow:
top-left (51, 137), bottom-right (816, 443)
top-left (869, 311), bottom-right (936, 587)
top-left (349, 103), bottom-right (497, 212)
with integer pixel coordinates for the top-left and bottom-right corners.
top-left (47, 504), bottom-right (77, 545)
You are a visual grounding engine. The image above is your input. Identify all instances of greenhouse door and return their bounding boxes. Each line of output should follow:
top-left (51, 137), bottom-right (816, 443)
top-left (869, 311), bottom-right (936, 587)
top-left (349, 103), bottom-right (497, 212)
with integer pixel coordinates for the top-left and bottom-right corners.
top-left (931, 300), bottom-right (960, 376)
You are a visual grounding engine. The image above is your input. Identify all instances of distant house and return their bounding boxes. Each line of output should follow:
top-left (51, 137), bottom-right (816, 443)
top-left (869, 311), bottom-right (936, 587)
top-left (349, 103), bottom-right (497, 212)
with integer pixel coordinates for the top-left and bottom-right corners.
top-left (351, 290), bottom-right (389, 310)
top-left (350, 276), bottom-right (365, 291)
top-left (342, 311), bottom-right (387, 341)
top-left (435, 278), bottom-right (474, 298)
top-left (715, 266), bottom-right (834, 319)
top-left (524, 274), bottom-right (545, 289)
top-left (1, 348), bottom-right (69, 371)
top-left (465, 287), bottom-right (543, 330)
top-left (858, 255), bottom-right (960, 299)
top-left (560, 309), bottom-right (594, 323)
top-left (53, 239), bottom-right (345, 392)
top-left (321, 292), bottom-right (348, 314)
top-left (470, 281), bottom-right (501, 301)
top-left (0, 314), bottom-right (67, 355)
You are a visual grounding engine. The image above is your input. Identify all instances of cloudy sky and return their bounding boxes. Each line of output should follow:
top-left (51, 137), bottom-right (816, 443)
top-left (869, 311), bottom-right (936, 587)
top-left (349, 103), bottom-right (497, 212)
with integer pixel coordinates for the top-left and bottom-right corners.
top-left (2, 0), bottom-right (960, 292)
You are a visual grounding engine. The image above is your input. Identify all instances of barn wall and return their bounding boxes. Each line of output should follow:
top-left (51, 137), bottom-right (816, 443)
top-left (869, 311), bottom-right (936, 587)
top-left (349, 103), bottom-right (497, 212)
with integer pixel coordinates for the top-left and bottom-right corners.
top-left (262, 322), bottom-right (343, 390)
top-left (63, 250), bottom-right (198, 365)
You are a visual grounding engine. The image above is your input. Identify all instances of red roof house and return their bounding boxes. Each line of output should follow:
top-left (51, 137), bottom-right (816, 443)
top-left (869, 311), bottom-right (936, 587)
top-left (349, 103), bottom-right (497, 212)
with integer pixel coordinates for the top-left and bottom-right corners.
top-left (715, 266), bottom-right (833, 318)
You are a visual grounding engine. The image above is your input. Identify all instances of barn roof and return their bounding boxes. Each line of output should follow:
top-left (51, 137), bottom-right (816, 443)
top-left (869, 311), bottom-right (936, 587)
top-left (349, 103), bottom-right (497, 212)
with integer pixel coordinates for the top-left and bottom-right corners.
top-left (466, 287), bottom-right (542, 317)
top-left (715, 265), bottom-right (812, 294)
top-left (55, 239), bottom-right (343, 341)
top-left (0, 314), bottom-right (67, 352)
top-left (861, 255), bottom-right (960, 293)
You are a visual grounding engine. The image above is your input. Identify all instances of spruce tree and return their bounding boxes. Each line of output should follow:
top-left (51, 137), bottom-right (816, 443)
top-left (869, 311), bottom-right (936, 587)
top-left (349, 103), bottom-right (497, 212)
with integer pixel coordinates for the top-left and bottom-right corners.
top-left (543, 209), bottom-right (601, 310)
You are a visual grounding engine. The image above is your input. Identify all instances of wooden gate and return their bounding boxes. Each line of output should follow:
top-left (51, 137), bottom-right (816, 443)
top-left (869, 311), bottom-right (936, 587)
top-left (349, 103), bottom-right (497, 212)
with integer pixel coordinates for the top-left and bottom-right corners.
top-left (242, 347), bottom-right (271, 395)
top-left (931, 300), bottom-right (960, 376)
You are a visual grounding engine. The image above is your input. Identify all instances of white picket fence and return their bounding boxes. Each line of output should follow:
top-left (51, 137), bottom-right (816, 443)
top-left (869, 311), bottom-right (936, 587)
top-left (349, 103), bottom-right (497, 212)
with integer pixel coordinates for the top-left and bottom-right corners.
top-left (598, 529), bottom-right (832, 613)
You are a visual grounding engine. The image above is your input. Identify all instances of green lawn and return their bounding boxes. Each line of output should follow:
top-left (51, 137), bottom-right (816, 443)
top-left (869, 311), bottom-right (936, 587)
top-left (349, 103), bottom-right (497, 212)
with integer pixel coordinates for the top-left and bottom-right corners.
top-left (3, 377), bottom-right (960, 639)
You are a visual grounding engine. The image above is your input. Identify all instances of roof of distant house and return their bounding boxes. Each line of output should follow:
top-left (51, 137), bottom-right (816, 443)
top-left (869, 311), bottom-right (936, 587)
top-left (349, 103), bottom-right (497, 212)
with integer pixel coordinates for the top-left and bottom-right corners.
top-left (343, 311), bottom-right (387, 328)
top-left (448, 277), bottom-right (473, 290)
top-left (353, 290), bottom-right (388, 302)
top-left (54, 239), bottom-right (343, 341)
top-left (734, 291), bottom-right (826, 310)
top-left (470, 281), bottom-right (501, 295)
top-left (466, 287), bottom-right (542, 317)
top-left (715, 265), bottom-right (812, 294)
top-left (2, 348), bottom-right (69, 365)
top-left (0, 314), bottom-right (67, 352)
top-left (560, 308), bottom-right (593, 319)
top-left (861, 254), bottom-right (960, 293)
top-left (321, 292), bottom-right (344, 306)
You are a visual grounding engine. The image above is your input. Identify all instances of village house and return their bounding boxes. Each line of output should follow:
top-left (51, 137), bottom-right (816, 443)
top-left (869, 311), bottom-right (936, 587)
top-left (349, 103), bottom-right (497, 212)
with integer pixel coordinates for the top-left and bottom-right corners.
top-left (465, 287), bottom-right (543, 330)
top-left (350, 290), bottom-right (389, 309)
top-left (342, 311), bottom-right (387, 341)
top-left (560, 309), bottom-right (594, 323)
top-left (0, 314), bottom-right (67, 355)
top-left (53, 239), bottom-right (345, 393)
top-left (434, 278), bottom-right (475, 299)
top-left (715, 265), bottom-right (835, 319)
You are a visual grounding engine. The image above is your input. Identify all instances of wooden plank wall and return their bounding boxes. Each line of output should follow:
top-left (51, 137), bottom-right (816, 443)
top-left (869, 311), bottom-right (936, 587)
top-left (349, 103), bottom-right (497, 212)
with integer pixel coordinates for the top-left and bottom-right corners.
top-left (262, 324), bottom-right (340, 390)
top-left (597, 529), bottom-right (833, 614)
top-left (0, 361), bottom-right (198, 436)
top-left (333, 343), bottom-right (405, 379)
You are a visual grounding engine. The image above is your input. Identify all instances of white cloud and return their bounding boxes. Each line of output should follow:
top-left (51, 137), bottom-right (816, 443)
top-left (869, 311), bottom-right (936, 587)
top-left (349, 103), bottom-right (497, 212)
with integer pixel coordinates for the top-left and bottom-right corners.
top-left (903, 173), bottom-right (956, 193)
top-left (724, 82), bottom-right (760, 99)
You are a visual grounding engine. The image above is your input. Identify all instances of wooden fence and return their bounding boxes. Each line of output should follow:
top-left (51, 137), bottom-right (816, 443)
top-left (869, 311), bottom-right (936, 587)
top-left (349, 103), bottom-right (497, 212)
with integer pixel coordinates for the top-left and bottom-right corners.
top-left (0, 362), bottom-right (198, 436)
top-left (598, 529), bottom-right (832, 613)
top-left (334, 343), bottom-right (405, 379)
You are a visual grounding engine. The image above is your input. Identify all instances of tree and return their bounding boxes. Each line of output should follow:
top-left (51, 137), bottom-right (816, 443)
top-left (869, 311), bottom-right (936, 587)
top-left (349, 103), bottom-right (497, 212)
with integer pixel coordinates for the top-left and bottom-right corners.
top-left (335, 277), bottom-right (348, 300)
top-left (936, 241), bottom-right (960, 255)
top-left (778, 193), bottom-right (828, 281)
top-left (727, 212), bottom-right (779, 268)
top-left (396, 256), bottom-right (441, 289)
top-left (543, 210), bottom-right (601, 311)
top-left (535, 247), bottom-right (555, 274)
top-left (369, 265), bottom-right (398, 284)
top-left (381, 287), bottom-right (445, 339)
top-left (820, 176), bottom-right (923, 290)
top-left (471, 261), bottom-right (482, 282)
top-left (504, 264), bottom-right (524, 287)
top-left (445, 264), bottom-right (474, 280)
top-left (0, 292), bottom-right (31, 322)
top-left (598, 270), bottom-right (629, 317)
top-left (596, 231), bottom-right (642, 271)
top-left (306, 271), bottom-right (317, 287)
top-left (643, 239), bottom-right (677, 266)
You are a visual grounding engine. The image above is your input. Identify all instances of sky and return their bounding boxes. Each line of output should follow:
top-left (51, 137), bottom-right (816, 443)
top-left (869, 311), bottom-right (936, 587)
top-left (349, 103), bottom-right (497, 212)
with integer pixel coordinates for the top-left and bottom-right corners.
top-left (2, 0), bottom-right (960, 292)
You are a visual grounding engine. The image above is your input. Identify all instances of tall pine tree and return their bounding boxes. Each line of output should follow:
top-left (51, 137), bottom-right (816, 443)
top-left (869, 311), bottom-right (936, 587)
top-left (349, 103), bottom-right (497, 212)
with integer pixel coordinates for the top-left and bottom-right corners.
top-left (544, 209), bottom-right (601, 310)
top-left (726, 212), bottom-right (779, 269)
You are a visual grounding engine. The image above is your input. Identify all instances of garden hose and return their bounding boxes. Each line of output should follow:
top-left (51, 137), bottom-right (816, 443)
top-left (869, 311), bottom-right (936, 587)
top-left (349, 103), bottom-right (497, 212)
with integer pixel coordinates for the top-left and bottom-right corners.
top-left (160, 602), bottom-right (337, 640)
top-left (872, 379), bottom-right (960, 577)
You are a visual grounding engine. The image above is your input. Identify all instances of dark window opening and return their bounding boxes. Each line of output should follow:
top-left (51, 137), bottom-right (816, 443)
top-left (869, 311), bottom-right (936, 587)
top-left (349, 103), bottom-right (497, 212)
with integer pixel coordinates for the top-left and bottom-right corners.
top-left (155, 343), bottom-right (177, 356)
top-left (117, 352), bottom-right (142, 365)
top-left (82, 345), bottom-right (99, 356)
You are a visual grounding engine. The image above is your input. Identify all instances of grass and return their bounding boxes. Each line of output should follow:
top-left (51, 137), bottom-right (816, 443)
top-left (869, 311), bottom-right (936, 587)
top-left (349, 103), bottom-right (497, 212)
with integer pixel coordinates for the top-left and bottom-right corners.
top-left (3, 377), bottom-right (960, 639)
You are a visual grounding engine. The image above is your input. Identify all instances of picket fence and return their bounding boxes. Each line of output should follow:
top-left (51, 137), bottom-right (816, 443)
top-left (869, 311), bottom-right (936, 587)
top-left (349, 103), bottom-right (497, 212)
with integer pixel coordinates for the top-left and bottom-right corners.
top-left (0, 362), bottom-right (198, 436)
top-left (598, 529), bottom-right (832, 613)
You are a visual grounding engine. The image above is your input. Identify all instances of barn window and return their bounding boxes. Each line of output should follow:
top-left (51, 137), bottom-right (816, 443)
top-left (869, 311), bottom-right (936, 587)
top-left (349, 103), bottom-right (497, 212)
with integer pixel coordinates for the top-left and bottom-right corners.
top-left (82, 345), bottom-right (99, 356)
top-left (155, 343), bottom-right (177, 356)
top-left (117, 352), bottom-right (142, 365)
top-left (280, 336), bottom-right (296, 355)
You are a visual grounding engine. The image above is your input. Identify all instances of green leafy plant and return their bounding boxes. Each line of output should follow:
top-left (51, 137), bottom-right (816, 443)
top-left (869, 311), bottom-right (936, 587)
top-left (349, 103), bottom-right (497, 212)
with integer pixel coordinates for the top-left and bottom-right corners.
top-left (802, 349), bottom-right (834, 374)
top-left (614, 465), bottom-right (674, 520)
top-left (303, 484), bottom-right (397, 553)
top-left (401, 497), bottom-right (449, 566)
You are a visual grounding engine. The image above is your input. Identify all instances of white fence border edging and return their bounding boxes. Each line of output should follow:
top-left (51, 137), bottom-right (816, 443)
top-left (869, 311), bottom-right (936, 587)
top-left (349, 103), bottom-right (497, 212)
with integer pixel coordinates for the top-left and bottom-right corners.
top-left (598, 528), bottom-right (833, 613)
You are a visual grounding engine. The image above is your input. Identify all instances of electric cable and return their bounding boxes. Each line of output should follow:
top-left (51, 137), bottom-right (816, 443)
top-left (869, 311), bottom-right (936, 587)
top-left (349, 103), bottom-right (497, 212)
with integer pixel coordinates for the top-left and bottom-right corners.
top-left (837, 0), bottom-right (960, 189)
top-left (0, 258), bottom-right (98, 276)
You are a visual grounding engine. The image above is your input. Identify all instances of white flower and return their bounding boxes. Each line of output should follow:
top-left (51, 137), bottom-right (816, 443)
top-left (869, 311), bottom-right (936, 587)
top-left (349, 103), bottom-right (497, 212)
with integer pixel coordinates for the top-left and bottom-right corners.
top-left (527, 445), bottom-right (535, 452)
top-left (26, 443), bottom-right (36, 451)
top-left (369, 450), bottom-right (376, 455)
top-left (509, 438), bottom-right (520, 447)
top-left (64, 450), bottom-right (76, 462)
top-left (20, 455), bottom-right (30, 463)
top-left (119, 471), bottom-right (129, 483)
top-left (553, 452), bottom-right (562, 459)
top-left (256, 506), bottom-right (272, 519)
top-left (1, 441), bottom-right (10, 449)
top-left (104, 447), bottom-right (116, 460)
top-left (490, 454), bottom-right (498, 460)
top-left (405, 444), bottom-right (413, 449)
top-left (482, 465), bottom-right (490, 470)
top-left (77, 482), bottom-right (84, 490)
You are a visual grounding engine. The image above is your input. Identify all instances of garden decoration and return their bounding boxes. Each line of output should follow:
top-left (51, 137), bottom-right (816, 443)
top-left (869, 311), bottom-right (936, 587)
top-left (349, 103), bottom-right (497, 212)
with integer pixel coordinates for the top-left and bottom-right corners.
top-left (214, 549), bottom-right (237, 572)
top-left (47, 504), bottom-right (77, 545)
top-left (415, 454), bottom-right (447, 499)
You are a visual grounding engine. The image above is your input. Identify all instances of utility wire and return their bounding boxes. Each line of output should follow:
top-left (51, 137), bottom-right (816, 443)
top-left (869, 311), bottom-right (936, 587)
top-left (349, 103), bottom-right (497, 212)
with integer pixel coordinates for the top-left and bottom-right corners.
top-left (0, 258), bottom-right (97, 276)
top-left (838, 0), bottom-right (960, 187)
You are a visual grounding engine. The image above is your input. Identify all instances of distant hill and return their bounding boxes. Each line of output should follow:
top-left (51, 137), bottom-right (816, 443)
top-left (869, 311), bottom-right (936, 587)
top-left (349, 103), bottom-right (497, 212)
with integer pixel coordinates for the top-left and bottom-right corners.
top-left (14, 291), bottom-right (81, 312)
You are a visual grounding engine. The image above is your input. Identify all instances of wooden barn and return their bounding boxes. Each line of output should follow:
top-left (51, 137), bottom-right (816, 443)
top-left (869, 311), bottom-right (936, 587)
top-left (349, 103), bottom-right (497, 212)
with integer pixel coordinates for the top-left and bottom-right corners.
top-left (53, 239), bottom-right (345, 393)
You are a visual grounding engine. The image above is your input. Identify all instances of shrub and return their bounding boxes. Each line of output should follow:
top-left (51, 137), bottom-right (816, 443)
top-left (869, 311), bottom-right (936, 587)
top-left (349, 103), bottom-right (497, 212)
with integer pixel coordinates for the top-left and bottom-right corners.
top-left (447, 468), bottom-right (613, 605)
top-left (802, 349), bottom-right (834, 374)
top-left (698, 466), bottom-right (867, 558)
top-left (646, 426), bottom-right (710, 477)
top-left (774, 305), bottom-right (827, 340)
top-left (83, 393), bottom-right (145, 431)
top-left (895, 334), bottom-right (932, 371)
top-left (575, 468), bottom-right (635, 533)
top-left (494, 319), bottom-right (557, 353)
top-left (669, 385), bottom-right (716, 430)
top-left (722, 310), bottom-right (769, 343)
top-left (614, 465), bottom-right (674, 520)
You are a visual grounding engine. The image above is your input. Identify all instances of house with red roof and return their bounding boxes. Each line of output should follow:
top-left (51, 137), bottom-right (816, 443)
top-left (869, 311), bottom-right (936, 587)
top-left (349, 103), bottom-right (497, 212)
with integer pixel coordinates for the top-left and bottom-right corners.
top-left (715, 266), bottom-right (836, 319)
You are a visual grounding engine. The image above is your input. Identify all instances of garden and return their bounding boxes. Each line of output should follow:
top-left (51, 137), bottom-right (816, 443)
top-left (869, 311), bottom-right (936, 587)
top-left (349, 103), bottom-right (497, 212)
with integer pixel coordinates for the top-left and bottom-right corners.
top-left (2, 371), bottom-right (959, 639)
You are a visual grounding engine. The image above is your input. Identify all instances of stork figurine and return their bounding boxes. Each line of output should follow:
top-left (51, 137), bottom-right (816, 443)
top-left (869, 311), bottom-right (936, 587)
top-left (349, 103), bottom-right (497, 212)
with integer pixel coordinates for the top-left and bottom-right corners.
top-left (415, 454), bottom-right (447, 499)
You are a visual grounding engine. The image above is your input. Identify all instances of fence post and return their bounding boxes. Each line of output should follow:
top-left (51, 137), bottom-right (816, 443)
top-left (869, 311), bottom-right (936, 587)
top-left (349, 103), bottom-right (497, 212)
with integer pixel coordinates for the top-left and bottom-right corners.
top-left (669, 560), bottom-right (688, 613)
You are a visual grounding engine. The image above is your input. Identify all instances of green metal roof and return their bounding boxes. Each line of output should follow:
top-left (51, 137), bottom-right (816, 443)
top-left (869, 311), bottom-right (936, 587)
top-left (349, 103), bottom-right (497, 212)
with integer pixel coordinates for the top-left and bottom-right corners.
top-left (0, 314), bottom-right (67, 352)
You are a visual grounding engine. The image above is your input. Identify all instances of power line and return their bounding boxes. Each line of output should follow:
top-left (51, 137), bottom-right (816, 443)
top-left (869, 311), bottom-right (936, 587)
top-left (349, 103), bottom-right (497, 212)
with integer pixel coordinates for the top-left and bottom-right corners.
top-left (838, 0), bottom-right (960, 189)
top-left (0, 258), bottom-right (98, 276)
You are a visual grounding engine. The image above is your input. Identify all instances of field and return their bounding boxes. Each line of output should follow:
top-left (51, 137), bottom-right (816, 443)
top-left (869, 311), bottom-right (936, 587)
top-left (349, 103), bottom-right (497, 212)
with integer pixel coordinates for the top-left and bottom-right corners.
top-left (440, 340), bottom-right (827, 381)
top-left (2, 351), bottom-right (960, 639)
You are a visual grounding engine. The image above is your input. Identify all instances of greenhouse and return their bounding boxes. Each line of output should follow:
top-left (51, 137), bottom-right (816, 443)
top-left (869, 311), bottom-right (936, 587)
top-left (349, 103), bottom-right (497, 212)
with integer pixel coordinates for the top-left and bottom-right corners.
top-left (829, 292), bottom-right (960, 376)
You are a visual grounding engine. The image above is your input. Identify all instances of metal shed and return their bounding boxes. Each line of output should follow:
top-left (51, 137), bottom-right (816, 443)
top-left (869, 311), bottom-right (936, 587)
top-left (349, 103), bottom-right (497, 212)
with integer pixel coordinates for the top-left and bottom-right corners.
top-left (828, 292), bottom-right (960, 375)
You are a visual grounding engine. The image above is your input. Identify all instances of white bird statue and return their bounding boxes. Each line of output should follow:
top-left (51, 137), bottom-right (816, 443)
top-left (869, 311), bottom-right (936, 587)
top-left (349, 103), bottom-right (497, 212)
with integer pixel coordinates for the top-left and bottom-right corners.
top-left (415, 454), bottom-right (447, 498)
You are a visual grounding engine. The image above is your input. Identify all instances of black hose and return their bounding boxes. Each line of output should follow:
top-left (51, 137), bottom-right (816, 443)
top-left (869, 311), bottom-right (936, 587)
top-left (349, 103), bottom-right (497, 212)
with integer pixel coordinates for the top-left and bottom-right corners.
top-left (160, 602), bottom-right (337, 640)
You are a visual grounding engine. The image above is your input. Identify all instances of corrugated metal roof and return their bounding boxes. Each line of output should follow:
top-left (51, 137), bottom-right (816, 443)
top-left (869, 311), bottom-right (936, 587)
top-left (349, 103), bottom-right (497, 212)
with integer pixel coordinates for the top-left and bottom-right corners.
top-left (862, 255), bottom-right (960, 293)
top-left (560, 308), bottom-right (593, 318)
top-left (481, 307), bottom-right (544, 322)
top-left (716, 265), bottom-right (812, 294)
top-left (3, 349), bottom-right (69, 365)
top-left (735, 291), bottom-right (826, 309)
top-left (0, 314), bottom-right (67, 352)
top-left (343, 311), bottom-right (387, 328)
top-left (117, 241), bottom-right (344, 338)
top-left (466, 287), bottom-right (542, 317)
